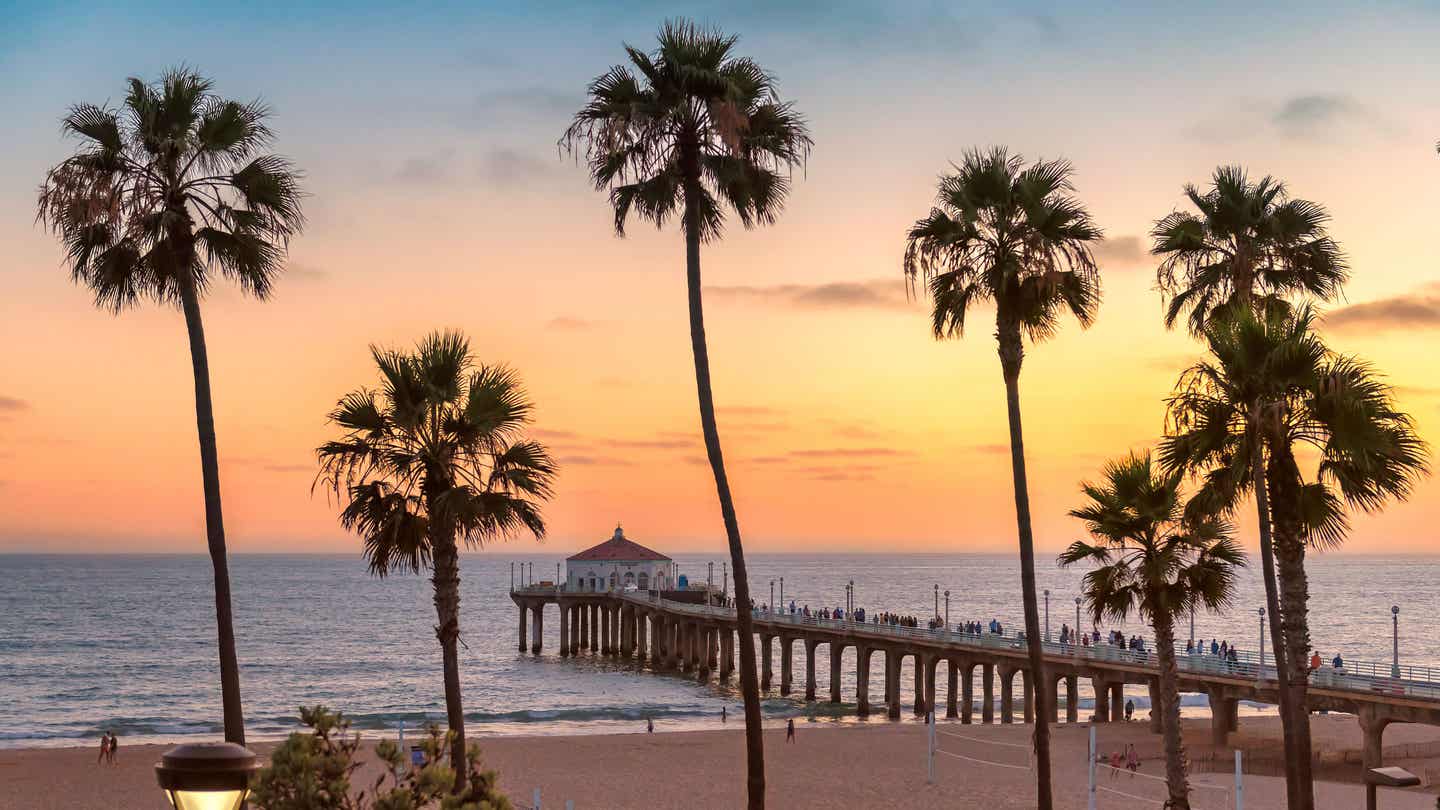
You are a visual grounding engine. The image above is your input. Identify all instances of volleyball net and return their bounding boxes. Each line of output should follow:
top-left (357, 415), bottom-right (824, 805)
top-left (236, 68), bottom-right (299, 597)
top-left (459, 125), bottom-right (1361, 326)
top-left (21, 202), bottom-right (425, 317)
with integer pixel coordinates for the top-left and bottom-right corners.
top-left (1088, 728), bottom-right (1240, 810)
top-left (926, 713), bottom-right (1033, 784)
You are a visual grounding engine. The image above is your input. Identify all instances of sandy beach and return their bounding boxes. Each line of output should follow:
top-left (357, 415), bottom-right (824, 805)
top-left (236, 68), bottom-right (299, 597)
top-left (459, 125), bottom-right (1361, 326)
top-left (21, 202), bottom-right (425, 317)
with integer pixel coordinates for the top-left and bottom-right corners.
top-left (5, 714), bottom-right (1438, 809)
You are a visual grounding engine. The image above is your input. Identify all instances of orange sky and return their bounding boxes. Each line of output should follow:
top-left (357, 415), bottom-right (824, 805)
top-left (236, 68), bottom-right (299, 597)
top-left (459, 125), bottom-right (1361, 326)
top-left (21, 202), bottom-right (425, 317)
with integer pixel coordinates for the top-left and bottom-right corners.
top-left (1, 3), bottom-right (1438, 555)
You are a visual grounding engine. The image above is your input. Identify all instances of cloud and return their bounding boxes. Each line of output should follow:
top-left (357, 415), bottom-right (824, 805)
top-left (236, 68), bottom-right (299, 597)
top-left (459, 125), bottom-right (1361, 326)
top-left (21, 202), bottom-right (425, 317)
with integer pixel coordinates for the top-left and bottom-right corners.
top-left (969, 444), bottom-right (1010, 455)
top-left (547, 316), bottom-right (595, 331)
top-left (284, 262), bottom-right (328, 282)
top-left (1324, 287), bottom-right (1440, 333)
top-left (534, 428), bottom-right (582, 441)
top-left (482, 147), bottom-right (555, 186)
top-left (394, 151), bottom-right (456, 185)
top-left (227, 457), bottom-right (311, 474)
top-left (600, 437), bottom-right (695, 450)
top-left (0, 396), bottom-right (28, 413)
top-left (1093, 235), bottom-right (1146, 268)
top-left (1272, 95), bottom-right (1366, 139)
top-left (719, 406), bottom-right (784, 417)
top-left (558, 454), bottom-right (636, 467)
top-left (1392, 385), bottom-right (1440, 398)
top-left (788, 447), bottom-right (907, 459)
top-left (262, 463), bottom-right (311, 474)
top-left (1141, 354), bottom-right (1200, 373)
top-left (706, 279), bottom-right (912, 311)
top-left (472, 87), bottom-right (580, 120)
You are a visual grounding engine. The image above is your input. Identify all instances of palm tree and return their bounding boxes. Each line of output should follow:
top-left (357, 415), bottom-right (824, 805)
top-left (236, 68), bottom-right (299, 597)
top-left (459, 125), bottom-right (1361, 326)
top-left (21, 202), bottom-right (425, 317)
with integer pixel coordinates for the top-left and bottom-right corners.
top-left (561, 20), bottom-right (811, 808)
top-left (1061, 452), bottom-right (1245, 810)
top-left (1161, 307), bottom-right (1428, 810)
top-left (316, 331), bottom-right (556, 779)
top-left (1151, 166), bottom-right (1347, 338)
top-left (37, 67), bottom-right (305, 745)
top-left (903, 147), bottom-right (1103, 810)
top-left (1151, 167), bottom-right (1345, 809)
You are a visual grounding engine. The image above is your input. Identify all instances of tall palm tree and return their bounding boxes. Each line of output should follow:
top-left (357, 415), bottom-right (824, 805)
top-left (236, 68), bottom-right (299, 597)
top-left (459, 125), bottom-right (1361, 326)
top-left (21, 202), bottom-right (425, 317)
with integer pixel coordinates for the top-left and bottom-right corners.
top-left (1160, 307), bottom-right (1428, 810)
top-left (562, 20), bottom-right (811, 808)
top-left (1151, 167), bottom-right (1345, 809)
top-left (316, 331), bottom-right (555, 779)
top-left (1061, 452), bottom-right (1245, 810)
top-left (903, 147), bottom-right (1103, 810)
top-left (37, 67), bottom-right (305, 745)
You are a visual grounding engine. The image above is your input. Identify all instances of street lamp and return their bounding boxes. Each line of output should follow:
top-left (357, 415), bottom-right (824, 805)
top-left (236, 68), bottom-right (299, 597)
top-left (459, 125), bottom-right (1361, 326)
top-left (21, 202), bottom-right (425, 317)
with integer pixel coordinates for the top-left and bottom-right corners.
top-left (155, 742), bottom-right (259, 810)
top-left (1392, 605), bottom-right (1401, 679)
top-left (1074, 596), bottom-right (1082, 636)
top-left (1044, 589), bottom-right (1050, 642)
top-left (934, 584), bottom-right (940, 621)
top-left (1189, 604), bottom-right (1195, 644)
top-left (769, 579), bottom-right (774, 612)
top-left (1258, 607), bottom-right (1266, 684)
top-left (780, 577), bottom-right (785, 614)
top-left (944, 590), bottom-right (950, 632)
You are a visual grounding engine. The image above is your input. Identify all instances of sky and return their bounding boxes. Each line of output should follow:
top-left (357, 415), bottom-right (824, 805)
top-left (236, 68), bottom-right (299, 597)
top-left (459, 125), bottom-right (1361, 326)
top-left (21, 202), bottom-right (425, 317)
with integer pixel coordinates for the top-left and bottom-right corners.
top-left (1, 1), bottom-right (1438, 555)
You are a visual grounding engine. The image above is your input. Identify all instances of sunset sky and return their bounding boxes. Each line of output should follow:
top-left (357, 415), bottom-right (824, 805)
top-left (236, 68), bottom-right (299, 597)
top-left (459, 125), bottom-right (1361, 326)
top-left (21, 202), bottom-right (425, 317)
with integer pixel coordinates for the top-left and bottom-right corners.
top-left (2, 2), bottom-right (1438, 555)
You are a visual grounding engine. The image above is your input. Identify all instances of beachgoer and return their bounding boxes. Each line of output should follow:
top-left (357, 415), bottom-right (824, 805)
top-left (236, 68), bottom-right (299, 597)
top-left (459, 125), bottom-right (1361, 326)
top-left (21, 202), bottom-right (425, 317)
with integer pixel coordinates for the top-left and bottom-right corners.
top-left (106, 730), bottom-right (117, 764)
top-left (97, 733), bottom-right (109, 765)
top-left (786, 718), bottom-right (795, 743)
top-left (1333, 654), bottom-right (1345, 671)
top-left (1125, 743), bottom-right (1140, 775)
top-left (1125, 699), bottom-right (1134, 722)
top-left (647, 717), bottom-right (654, 733)
top-left (721, 707), bottom-right (727, 723)
top-left (1108, 750), bottom-right (1122, 779)
top-left (1310, 652), bottom-right (1321, 672)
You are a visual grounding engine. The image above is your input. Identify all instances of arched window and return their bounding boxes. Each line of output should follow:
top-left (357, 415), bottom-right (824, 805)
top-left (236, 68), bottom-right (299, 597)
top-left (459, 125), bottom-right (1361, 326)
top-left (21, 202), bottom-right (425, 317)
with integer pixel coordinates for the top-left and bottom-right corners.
top-left (637, 572), bottom-right (649, 591)
top-left (624, 571), bottom-right (635, 587)
top-left (608, 572), bottom-right (619, 590)
top-left (585, 572), bottom-right (597, 591)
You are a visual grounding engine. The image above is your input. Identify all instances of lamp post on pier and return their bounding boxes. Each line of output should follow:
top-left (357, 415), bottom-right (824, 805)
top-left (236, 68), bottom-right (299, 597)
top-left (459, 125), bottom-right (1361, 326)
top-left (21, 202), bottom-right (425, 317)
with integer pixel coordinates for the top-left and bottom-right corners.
top-left (1258, 607), bottom-right (1266, 685)
top-left (934, 584), bottom-right (940, 621)
top-left (769, 579), bottom-right (774, 612)
top-left (944, 590), bottom-right (950, 633)
top-left (780, 577), bottom-right (785, 614)
top-left (1189, 604), bottom-right (1195, 644)
top-left (1044, 589), bottom-right (1051, 641)
top-left (1392, 605), bottom-right (1401, 679)
top-left (1074, 596), bottom-right (1082, 643)
top-left (510, 562), bottom-right (515, 592)
top-left (723, 562), bottom-right (728, 601)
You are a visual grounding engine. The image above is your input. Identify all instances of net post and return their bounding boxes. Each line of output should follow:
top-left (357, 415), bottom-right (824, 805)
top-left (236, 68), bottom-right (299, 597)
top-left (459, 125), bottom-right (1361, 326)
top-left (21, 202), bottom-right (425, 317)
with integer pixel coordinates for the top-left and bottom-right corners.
top-left (1234, 748), bottom-right (1243, 810)
top-left (533, 787), bottom-right (542, 809)
top-left (1087, 725), bottom-right (1097, 810)
top-left (927, 710), bottom-right (935, 784)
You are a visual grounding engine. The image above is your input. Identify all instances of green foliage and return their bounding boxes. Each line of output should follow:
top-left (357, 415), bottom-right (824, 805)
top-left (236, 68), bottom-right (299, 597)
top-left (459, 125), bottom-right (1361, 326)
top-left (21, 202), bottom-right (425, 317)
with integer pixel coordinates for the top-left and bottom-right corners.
top-left (37, 66), bottom-right (304, 312)
top-left (902, 147), bottom-right (1103, 352)
top-left (1151, 166), bottom-right (1346, 337)
top-left (248, 707), bottom-right (510, 810)
top-left (1061, 451), bottom-right (1246, 627)
top-left (315, 331), bottom-right (556, 577)
top-left (561, 18), bottom-right (812, 242)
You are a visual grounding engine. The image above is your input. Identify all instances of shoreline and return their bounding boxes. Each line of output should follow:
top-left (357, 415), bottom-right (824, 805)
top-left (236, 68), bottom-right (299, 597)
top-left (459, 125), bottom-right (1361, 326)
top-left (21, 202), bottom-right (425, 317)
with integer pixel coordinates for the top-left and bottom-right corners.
top-left (6, 717), bottom-right (1438, 809)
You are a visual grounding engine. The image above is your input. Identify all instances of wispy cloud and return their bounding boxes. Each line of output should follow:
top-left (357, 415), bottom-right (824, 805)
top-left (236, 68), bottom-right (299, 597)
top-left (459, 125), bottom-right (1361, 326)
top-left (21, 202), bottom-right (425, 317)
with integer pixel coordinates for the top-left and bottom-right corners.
top-left (534, 428), bottom-right (582, 441)
top-left (547, 316), bottom-right (595, 331)
top-left (600, 437), bottom-right (695, 450)
top-left (1272, 94), bottom-right (1367, 139)
top-left (1324, 285), bottom-right (1440, 333)
top-left (788, 447), bottom-right (907, 459)
top-left (706, 279), bottom-right (912, 311)
top-left (1093, 235), bottom-right (1147, 268)
top-left (285, 262), bottom-right (328, 282)
top-left (1188, 93), bottom-right (1386, 143)
top-left (558, 454), bottom-right (636, 467)
top-left (471, 87), bottom-right (580, 121)
top-left (0, 396), bottom-right (28, 413)
top-left (394, 150), bottom-right (456, 185)
top-left (481, 147), bottom-right (556, 186)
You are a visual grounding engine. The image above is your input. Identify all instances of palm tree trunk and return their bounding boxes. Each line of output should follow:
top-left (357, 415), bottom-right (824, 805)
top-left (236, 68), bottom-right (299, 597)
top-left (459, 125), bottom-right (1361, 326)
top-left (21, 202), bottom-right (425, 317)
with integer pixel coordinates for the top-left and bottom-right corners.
top-left (997, 320), bottom-right (1052, 810)
top-left (1265, 443), bottom-right (1315, 810)
top-left (684, 190), bottom-right (765, 808)
top-left (177, 274), bottom-right (245, 746)
top-left (1249, 427), bottom-right (1300, 809)
top-left (428, 514), bottom-right (468, 790)
top-left (1152, 617), bottom-right (1191, 809)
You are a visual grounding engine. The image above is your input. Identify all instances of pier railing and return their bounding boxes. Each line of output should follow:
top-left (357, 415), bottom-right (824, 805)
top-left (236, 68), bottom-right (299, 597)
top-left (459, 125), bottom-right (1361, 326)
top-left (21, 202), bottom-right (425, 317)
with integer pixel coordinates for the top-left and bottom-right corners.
top-left (615, 592), bottom-right (1440, 702)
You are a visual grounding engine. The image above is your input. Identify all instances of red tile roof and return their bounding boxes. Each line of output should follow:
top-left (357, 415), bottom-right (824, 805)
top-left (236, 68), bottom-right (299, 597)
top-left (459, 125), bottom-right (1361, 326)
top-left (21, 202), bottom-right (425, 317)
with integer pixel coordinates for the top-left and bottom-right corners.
top-left (567, 526), bottom-right (670, 562)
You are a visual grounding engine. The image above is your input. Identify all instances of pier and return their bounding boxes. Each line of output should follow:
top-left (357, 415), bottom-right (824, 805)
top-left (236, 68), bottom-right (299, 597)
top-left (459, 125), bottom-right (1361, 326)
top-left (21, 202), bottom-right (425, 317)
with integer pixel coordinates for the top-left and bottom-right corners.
top-left (512, 586), bottom-right (1440, 772)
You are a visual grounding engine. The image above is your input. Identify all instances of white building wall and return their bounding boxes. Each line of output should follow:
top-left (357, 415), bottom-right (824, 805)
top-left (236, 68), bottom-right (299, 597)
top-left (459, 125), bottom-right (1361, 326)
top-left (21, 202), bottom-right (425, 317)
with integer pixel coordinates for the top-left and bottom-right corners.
top-left (567, 560), bottom-right (672, 592)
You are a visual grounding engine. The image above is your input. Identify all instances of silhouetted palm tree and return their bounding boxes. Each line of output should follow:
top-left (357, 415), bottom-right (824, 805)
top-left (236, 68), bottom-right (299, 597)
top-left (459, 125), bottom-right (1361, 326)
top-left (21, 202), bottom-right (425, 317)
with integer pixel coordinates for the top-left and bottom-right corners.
top-left (37, 67), bottom-right (305, 745)
top-left (562, 20), bottom-right (811, 808)
top-left (1151, 168), bottom-right (1345, 809)
top-left (1161, 307), bottom-right (1428, 810)
top-left (316, 331), bottom-right (555, 781)
top-left (904, 147), bottom-right (1103, 810)
top-left (1062, 452), bottom-right (1245, 810)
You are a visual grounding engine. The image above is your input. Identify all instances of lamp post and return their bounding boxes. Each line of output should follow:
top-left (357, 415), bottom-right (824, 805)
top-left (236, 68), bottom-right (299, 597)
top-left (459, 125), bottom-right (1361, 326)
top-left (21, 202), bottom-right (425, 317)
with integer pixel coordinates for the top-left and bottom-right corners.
top-left (155, 742), bottom-right (260, 810)
top-left (769, 579), bottom-right (774, 612)
top-left (934, 584), bottom-right (940, 621)
top-left (1074, 596), bottom-right (1082, 655)
top-left (1189, 604), bottom-right (1195, 644)
top-left (1392, 605), bottom-right (1401, 679)
top-left (1044, 589), bottom-right (1051, 642)
top-left (1258, 607), bottom-right (1266, 684)
top-left (780, 577), bottom-right (785, 614)
top-left (723, 562), bottom-right (728, 600)
top-left (944, 590), bottom-right (950, 633)
top-left (555, 562), bottom-right (560, 587)
top-left (510, 562), bottom-right (514, 592)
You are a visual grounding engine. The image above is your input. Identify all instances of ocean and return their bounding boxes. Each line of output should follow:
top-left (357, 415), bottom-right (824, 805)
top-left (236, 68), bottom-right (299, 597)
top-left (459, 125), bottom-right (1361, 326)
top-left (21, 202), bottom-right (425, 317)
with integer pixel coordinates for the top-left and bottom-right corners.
top-left (2, 552), bottom-right (1435, 749)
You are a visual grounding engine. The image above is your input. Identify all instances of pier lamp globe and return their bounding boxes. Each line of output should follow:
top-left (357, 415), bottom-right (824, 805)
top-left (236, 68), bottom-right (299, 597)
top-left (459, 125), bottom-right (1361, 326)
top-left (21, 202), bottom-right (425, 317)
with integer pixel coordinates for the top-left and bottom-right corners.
top-left (155, 742), bottom-right (259, 810)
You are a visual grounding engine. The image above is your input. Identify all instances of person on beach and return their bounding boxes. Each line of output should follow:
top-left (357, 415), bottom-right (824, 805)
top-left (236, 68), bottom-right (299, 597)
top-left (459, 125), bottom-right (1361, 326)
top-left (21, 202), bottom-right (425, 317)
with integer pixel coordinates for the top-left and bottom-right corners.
top-left (1124, 699), bottom-right (1134, 722)
top-left (1125, 743), bottom-right (1140, 775)
top-left (1108, 749), bottom-right (1122, 778)
top-left (97, 732), bottom-right (109, 765)
top-left (786, 718), bottom-right (795, 743)
top-left (106, 730), bottom-right (118, 764)
top-left (721, 707), bottom-right (727, 724)
top-left (646, 717), bottom-right (653, 733)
